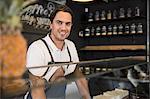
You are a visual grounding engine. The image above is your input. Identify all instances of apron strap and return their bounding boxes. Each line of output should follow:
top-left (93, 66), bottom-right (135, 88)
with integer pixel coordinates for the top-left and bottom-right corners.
top-left (40, 39), bottom-right (73, 77)
top-left (40, 39), bottom-right (54, 77)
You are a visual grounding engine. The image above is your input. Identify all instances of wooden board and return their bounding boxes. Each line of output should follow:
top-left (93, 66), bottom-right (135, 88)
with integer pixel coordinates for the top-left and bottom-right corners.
top-left (80, 45), bottom-right (146, 51)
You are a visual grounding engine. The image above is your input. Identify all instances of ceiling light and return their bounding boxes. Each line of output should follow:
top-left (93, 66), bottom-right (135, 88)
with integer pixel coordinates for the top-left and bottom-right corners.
top-left (72, 0), bottom-right (93, 2)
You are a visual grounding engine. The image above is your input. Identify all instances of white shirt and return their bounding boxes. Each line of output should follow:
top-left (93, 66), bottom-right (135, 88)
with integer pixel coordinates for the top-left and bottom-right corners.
top-left (26, 34), bottom-right (79, 81)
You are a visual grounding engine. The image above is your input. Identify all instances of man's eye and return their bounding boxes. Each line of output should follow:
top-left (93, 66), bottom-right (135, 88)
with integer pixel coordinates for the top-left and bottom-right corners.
top-left (56, 20), bottom-right (62, 25)
top-left (66, 23), bottom-right (72, 27)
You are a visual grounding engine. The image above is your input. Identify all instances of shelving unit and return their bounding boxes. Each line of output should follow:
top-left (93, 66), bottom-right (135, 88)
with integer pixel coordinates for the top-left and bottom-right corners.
top-left (70, 0), bottom-right (148, 62)
top-left (67, 0), bottom-right (149, 97)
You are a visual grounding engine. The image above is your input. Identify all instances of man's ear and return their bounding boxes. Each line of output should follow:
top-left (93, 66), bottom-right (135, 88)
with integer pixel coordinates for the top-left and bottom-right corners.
top-left (50, 23), bottom-right (52, 30)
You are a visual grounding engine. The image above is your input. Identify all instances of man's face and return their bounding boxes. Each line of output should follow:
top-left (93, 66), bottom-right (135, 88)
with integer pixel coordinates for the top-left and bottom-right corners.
top-left (50, 11), bottom-right (72, 41)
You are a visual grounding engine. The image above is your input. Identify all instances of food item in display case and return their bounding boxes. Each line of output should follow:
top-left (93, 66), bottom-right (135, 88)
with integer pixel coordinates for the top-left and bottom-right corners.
top-left (93, 95), bottom-right (115, 99)
top-left (93, 88), bottom-right (129, 99)
top-left (107, 88), bottom-right (129, 99)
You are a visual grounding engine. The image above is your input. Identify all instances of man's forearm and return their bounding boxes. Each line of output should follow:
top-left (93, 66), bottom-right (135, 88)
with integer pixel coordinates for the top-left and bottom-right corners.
top-left (76, 78), bottom-right (91, 99)
top-left (31, 87), bottom-right (46, 99)
top-left (73, 66), bottom-right (91, 99)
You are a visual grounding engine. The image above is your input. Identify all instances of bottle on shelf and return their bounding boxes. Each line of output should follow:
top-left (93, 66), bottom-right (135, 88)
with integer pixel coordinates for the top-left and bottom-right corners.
top-left (90, 67), bottom-right (95, 74)
top-left (84, 66), bottom-right (90, 75)
top-left (113, 9), bottom-right (117, 19)
top-left (137, 23), bottom-right (143, 34)
top-left (124, 24), bottom-right (130, 34)
top-left (88, 12), bottom-right (94, 22)
top-left (119, 8), bottom-right (125, 18)
top-left (95, 10), bottom-right (100, 21)
top-left (79, 66), bottom-right (84, 72)
top-left (127, 8), bottom-right (132, 18)
top-left (135, 6), bottom-right (140, 17)
top-left (84, 27), bottom-right (91, 37)
top-left (107, 10), bottom-right (112, 20)
top-left (130, 23), bottom-right (136, 34)
top-left (83, 7), bottom-right (89, 22)
top-left (107, 25), bottom-right (113, 35)
top-left (95, 26), bottom-right (101, 36)
top-left (91, 26), bottom-right (95, 36)
top-left (101, 25), bottom-right (107, 35)
top-left (95, 67), bottom-right (101, 73)
top-left (101, 10), bottom-right (106, 20)
top-left (79, 30), bottom-right (84, 37)
top-left (118, 24), bottom-right (124, 34)
top-left (113, 25), bottom-right (118, 35)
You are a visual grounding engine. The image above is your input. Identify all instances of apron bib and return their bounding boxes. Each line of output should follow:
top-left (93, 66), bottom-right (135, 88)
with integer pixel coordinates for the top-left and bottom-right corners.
top-left (27, 39), bottom-right (72, 99)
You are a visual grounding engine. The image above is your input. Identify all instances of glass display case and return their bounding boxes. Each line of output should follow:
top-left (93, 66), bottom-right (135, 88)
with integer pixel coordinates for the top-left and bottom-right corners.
top-left (1, 56), bottom-right (149, 99)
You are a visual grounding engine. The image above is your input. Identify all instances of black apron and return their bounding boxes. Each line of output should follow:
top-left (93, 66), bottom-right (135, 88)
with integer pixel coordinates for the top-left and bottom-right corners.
top-left (27, 39), bottom-right (72, 99)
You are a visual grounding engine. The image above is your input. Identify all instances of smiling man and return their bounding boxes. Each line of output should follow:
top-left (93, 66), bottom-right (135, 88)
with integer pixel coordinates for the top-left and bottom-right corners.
top-left (26, 5), bottom-right (91, 99)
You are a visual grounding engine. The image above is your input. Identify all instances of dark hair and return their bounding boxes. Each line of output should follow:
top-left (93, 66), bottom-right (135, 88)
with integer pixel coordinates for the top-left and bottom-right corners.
top-left (50, 5), bottom-right (74, 23)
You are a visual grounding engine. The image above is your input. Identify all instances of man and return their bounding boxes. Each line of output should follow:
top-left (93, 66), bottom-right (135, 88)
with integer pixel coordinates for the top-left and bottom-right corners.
top-left (26, 5), bottom-right (91, 99)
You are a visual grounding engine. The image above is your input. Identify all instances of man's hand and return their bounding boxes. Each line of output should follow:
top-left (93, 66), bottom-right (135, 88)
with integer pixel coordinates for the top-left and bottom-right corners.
top-left (29, 74), bottom-right (46, 99)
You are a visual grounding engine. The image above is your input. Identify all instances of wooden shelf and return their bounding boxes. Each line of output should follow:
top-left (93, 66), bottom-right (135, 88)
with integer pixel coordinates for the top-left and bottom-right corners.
top-left (80, 45), bottom-right (146, 51)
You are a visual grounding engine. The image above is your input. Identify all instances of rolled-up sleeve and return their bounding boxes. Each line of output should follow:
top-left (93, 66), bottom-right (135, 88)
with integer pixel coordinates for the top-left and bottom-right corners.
top-left (26, 41), bottom-right (47, 76)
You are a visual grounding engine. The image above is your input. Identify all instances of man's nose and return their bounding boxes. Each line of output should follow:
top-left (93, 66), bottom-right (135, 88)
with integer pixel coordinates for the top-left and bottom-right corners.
top-left (61, 23), bottom-right (67, 30)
